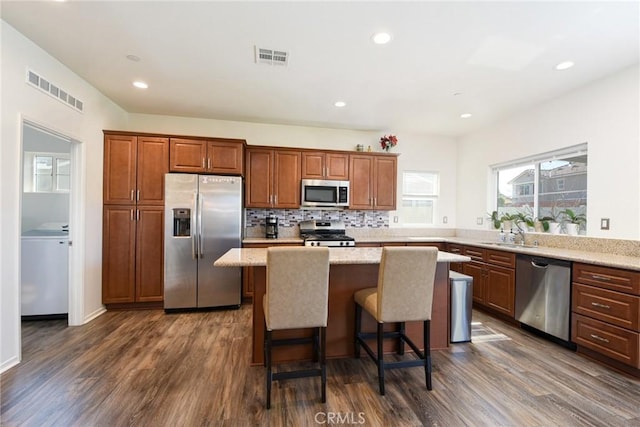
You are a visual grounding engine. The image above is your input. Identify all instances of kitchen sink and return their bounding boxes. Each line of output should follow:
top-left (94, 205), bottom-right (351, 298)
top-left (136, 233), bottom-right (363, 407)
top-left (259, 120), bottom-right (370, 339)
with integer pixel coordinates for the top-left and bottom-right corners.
top-left (481, 241), bottom-right (539, 249)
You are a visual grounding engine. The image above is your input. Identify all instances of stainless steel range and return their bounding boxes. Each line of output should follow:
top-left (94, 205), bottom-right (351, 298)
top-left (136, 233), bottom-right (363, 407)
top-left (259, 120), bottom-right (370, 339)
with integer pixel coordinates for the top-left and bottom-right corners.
top-left (299, 220), bottom-right (355, 247)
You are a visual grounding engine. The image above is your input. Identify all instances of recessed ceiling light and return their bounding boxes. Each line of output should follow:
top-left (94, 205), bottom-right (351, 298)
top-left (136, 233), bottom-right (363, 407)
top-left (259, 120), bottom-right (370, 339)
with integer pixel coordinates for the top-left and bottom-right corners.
top-left (126, 54), bottom-right (141, 62)
top-left (555, 61), bottom-right (574, 71)
top-left (372, 32), bottom-right (392, 45)
top-left (133, 81), bottom-right (148, 89)
top-left (460, 113), bottom-right (472, 119)
top-left (334, 101), bottom-right (346, 108)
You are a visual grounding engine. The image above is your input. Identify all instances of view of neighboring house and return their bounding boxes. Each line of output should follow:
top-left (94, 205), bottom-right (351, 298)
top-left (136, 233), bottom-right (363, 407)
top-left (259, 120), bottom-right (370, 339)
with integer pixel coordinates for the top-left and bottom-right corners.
top-left (502, 157), bottom-right (587, 221)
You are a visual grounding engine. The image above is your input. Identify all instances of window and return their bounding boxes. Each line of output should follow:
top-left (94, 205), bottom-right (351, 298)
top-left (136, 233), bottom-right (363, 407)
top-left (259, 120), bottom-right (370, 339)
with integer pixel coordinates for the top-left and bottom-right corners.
top-left (400, 171), bottom-right (439, 225)
top-left (24, 152), bottom-right (70, 193)
top-left (493, 144), bottom-right (587, 226)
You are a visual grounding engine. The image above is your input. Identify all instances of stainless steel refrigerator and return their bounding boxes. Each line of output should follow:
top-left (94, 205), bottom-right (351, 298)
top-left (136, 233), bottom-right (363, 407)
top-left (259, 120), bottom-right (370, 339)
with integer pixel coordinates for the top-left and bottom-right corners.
top-left (164, 174), bottom-right (242, 310)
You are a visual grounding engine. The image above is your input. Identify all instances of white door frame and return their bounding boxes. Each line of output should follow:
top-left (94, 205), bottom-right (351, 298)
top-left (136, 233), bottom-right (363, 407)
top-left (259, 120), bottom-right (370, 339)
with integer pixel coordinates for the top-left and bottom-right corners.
top-left (20, 118), bottom-right (84, 327)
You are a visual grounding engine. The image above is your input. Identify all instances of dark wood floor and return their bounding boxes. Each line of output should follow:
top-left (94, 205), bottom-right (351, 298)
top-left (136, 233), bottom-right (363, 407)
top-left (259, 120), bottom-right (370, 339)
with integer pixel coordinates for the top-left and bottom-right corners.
top-left (2, 305), bottom-right (639, 426)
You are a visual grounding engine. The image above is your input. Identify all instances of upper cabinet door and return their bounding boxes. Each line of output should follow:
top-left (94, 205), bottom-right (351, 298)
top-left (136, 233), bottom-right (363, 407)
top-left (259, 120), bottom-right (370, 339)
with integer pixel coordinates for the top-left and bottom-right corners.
top-left (169, 138), bottom-right (207, 173)
top-left (325, 153), bottom-right (349, 180)
top-left (245, 148), bottom-right (273, 208)
top-left (137, 137), bottom-right (169, 205)
top-left (273, 149), bottom-right (301, 208)
top-left (301, 152), bottom-right (325, 179)
top-left (104, 134), bottom-right (137, 205)
top-left (349, 155), bottom-right (374, 209)
top-left (373, 156), bottom-right (397, 210)
top-left (207, 140), bottom-right (244, 175)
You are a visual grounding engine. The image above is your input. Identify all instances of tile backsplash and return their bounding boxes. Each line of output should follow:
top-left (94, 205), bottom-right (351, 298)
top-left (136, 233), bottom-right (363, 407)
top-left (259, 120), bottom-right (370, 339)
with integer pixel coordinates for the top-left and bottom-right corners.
top-left (245, 208), bottom-right (389, 229)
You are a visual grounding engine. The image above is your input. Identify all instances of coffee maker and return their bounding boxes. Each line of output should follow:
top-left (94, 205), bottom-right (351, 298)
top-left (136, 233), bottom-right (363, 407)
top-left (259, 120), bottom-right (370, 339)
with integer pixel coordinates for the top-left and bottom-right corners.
top-left (265, 215), bottom-right (278, 239)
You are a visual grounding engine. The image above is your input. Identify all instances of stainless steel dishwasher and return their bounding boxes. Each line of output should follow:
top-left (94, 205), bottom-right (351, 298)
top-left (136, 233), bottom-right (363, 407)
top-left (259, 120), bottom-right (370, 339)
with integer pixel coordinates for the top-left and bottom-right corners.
top-left (515, 255), bottom-right (572, 343)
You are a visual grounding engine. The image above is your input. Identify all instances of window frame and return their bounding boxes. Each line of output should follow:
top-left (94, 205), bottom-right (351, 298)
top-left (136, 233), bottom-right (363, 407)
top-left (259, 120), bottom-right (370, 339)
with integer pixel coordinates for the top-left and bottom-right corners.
top-left (400, 170), bottom-right (440, 226)
top-left (491, 143), bottom-right (588, 224)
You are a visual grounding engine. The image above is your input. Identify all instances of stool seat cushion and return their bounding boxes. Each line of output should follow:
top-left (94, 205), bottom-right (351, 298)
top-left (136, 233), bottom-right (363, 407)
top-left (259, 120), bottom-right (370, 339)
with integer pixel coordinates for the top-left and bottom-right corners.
top-left (354, 287), bottom-right (379, 321)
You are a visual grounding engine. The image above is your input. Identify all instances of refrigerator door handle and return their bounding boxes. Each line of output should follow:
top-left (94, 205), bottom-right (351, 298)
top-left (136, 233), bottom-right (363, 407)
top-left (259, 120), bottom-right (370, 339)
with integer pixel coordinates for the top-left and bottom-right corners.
top-left (192, 192), bottom-right (198, 259)
top-left (198, 193), bottom-right (204, 258)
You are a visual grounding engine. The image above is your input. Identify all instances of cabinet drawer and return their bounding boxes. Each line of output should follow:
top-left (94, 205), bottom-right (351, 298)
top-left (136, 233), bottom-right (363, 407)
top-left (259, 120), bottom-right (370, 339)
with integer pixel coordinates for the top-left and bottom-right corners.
top-left (485, 249), bottom-right (515, 268)
top-left (463, 246), bottom-right (485, 262)
top-left (573, 283), bottom-right (639, 330)
top-left (446, 243), bottom-right (463, 255)
top-left (573, 263), bottom-right (639, 295)
top-left (572, 314), bottom-right (639, 368)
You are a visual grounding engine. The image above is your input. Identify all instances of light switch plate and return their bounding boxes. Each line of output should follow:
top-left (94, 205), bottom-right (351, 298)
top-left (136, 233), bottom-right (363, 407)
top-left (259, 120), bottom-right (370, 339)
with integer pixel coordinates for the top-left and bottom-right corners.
top-left (476, 217), bottom-right (483, 225)
top-left (443, 216), bottom-right (448, 224)
top-left (600, 218), bottom-right (610, 230)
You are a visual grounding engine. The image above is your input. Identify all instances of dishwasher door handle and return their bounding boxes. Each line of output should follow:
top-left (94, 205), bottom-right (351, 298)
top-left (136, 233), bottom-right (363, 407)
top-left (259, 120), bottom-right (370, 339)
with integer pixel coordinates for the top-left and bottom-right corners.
top-left (531, 260), bottom-right (549, 268)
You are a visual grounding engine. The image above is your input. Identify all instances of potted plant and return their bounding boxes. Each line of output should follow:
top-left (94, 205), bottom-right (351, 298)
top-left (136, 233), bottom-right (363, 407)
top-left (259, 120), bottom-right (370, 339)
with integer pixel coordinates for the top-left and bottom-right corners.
top-left (560, 208), bottom-right (586, 235)
top-left (500, 212), bottom-right (519, 231)
top-left (488, 211), bottom-right (501, 229)
top-left (534, 216), bottom-right (554, 232)
top-left (514, 209), bottom-right (535, 232)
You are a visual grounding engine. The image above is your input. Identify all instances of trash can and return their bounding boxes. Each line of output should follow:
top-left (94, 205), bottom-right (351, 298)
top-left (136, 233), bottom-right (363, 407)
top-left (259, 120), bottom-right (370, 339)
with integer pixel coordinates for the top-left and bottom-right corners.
top-left (450, 271), bottom-right (473, 343)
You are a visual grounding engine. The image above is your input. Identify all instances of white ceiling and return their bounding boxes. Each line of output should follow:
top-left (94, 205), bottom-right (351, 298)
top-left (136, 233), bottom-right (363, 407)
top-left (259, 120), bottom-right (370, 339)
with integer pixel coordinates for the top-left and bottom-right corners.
top-left (2, 1), bottom-right (639, 137)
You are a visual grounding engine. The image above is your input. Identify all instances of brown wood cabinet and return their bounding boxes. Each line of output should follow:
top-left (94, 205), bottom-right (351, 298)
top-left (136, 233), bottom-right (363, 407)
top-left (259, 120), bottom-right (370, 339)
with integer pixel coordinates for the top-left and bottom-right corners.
top-left (571, 262), bottom-right (640, 371)
top-left (169, 137), bottom-right (244, 175)
top-left (103, 134), bottom-right (168, 206)
top-left (301, 151), bottom-right (349, 180)
top-left (245, 147), bottom-right (301, 208)
top-left (102, 205), bottom-right (164, 304)
top-left (349, 153), bottom-right (397, 210)
top-left (102, 132), bottom-right (168, 306)
top-left (461, 246), bottom-right (515, 317)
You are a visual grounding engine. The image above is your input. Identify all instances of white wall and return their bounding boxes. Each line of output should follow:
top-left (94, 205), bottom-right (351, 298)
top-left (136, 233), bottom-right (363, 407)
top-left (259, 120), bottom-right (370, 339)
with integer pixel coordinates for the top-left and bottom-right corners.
top-left (1, 21), bottom-right (128, 372)
top-left (128, 114), bottom-right (458, 228)
top-left (457, 65), bottom-right (640, 240)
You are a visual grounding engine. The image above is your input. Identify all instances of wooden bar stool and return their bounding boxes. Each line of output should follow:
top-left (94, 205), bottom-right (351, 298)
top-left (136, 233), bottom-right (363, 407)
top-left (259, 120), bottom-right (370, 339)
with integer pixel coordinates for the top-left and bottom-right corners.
top-left (354, 246), bottom-right (438, 395)
top-left (263, 246), bottom-right (330, 409)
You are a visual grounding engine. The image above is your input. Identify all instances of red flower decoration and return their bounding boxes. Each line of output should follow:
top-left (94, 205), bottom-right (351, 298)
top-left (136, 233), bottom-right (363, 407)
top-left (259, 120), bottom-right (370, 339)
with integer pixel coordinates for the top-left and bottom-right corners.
top-left (380, 135), bottom-right (398, 151)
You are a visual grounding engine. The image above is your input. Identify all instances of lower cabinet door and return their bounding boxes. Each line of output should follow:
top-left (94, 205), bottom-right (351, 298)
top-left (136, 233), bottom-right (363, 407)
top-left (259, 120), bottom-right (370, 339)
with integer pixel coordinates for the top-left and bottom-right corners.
top-left (103, 206), bottom-right (136, 303)
top-left (485, 264), bottom-right (515, 316)
top-left (135, 207), bottom-right (164, 302)
top-left (572, 313), bottom-right (639, 368)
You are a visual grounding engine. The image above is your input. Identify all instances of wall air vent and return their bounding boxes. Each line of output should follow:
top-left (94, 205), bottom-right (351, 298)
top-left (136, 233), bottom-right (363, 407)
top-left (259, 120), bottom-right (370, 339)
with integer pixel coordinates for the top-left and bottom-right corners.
top-left (255, 46), bottom-right (289, 66)
top-left (26, 69), bottom-right (84, 113)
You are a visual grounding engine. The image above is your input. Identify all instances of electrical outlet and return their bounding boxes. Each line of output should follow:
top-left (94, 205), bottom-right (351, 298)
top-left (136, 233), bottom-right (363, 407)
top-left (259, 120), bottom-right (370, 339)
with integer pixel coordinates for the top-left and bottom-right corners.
top-left (476, 217), bottom-right (483, 225)
top-left (600, 218), bottom-right (610, 230)
top-left (443, 216), bottom-right (448, 224)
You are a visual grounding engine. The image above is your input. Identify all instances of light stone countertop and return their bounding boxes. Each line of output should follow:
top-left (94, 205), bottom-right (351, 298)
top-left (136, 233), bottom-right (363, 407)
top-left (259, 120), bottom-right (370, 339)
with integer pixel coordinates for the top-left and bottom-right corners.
top-left (214, 247), bottom-right (470, 267)
top-left (241, 236), bottom-right (640, 271)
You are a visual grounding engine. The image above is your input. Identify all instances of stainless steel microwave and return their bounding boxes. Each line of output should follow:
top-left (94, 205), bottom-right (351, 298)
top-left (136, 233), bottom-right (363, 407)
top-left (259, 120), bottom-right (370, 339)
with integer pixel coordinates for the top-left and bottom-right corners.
top-left (301, 179), bottom-right (350, 208)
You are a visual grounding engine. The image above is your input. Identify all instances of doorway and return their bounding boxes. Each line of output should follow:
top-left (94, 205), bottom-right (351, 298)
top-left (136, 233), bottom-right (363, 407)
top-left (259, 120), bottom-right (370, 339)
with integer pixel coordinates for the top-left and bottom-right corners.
top-left (19, 120), bottom-right (79, 327)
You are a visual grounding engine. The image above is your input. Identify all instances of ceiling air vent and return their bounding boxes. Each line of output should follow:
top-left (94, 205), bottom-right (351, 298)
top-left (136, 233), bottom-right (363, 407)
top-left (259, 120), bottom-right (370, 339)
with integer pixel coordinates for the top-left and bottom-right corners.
top-left (255, 46), bottom-right (289, 66)
top-left (26, 69), bottom-right (84, 113)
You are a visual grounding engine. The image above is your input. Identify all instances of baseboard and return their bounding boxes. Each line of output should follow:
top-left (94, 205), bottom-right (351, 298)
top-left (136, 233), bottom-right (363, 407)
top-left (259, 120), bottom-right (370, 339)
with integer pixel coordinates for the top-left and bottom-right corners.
top-left (0, 355), bottom-right (20, 375)
top-left (83, 306), bottom-right (107, 324)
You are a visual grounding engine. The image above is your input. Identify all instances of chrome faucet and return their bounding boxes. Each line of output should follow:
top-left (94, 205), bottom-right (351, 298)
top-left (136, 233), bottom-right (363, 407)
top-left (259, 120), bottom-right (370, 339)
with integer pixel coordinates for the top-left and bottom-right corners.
top-left (515, 226), bottom-right (526, 245)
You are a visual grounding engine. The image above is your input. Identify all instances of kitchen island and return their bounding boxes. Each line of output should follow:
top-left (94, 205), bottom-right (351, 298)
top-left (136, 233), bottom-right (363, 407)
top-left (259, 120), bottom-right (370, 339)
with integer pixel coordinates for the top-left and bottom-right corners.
top-left (214, 247), bottom-right (470, 365)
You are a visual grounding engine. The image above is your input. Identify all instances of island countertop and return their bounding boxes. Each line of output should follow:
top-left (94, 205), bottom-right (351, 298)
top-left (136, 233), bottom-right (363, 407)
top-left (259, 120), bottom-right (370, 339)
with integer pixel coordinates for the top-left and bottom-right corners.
top-left (214, 247), bottom-right (470, 267)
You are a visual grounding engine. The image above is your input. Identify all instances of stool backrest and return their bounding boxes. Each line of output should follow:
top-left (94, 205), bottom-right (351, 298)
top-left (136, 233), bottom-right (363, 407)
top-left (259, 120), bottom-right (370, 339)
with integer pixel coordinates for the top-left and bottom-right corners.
top-left (265, 247), bottom-right (330, 330)
top-left (377, 246), bottom-right (438, 323)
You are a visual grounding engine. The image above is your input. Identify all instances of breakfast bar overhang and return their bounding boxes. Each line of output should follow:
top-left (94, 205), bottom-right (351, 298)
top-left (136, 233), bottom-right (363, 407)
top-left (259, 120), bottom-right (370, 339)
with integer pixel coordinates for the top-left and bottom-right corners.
top-left (214, 247), bottom-right (470, 365)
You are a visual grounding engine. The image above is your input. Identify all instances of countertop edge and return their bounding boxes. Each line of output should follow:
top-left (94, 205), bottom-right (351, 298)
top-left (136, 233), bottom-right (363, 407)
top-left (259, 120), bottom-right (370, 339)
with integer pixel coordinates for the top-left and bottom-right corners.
top-left (241, 236), bottom-right (640, 271)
